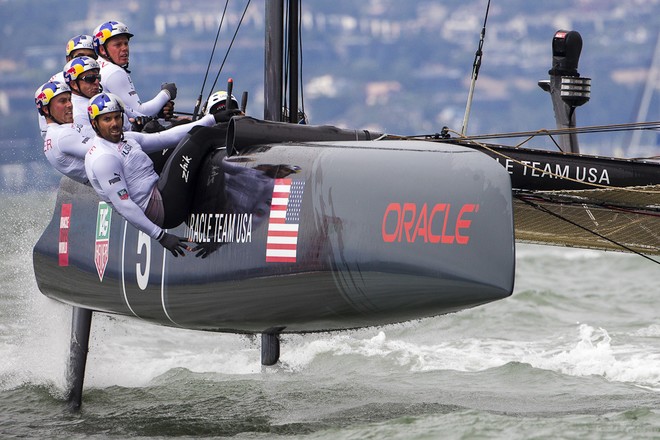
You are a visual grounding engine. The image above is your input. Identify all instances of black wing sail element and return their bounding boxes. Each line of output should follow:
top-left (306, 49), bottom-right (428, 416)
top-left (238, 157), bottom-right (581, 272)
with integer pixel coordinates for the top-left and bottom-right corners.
top-left (442, 138), bottom-right (660, 256)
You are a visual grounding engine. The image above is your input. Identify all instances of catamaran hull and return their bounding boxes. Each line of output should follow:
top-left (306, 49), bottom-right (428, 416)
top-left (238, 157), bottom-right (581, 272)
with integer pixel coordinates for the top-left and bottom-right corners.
top-left (33, 139), bottom-right (515, 333)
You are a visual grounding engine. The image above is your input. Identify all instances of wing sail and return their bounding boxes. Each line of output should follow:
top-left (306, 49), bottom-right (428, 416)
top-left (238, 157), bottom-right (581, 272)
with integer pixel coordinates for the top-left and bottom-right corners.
top-left (513, 185), bottom-right (660, 255)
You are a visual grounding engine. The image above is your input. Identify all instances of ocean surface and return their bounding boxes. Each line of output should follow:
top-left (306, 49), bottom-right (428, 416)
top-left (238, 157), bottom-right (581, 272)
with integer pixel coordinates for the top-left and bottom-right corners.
top-left (2, 191), bottom-right (660, 439)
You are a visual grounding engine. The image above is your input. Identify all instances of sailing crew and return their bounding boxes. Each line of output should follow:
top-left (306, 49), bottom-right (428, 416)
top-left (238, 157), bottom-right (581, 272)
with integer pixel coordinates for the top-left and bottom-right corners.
top-left (38, 35), bottom-right (97, 138)
top-left (49, 35), bottom-right (97, 85)
top-left (92, 20), bottom-right (176, 128)
top-left (84, 92), bottom-right (237, 256)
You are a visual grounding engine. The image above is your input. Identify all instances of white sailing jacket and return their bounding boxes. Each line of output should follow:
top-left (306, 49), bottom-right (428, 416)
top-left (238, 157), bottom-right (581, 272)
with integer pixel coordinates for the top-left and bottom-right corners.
top-left (43, 122), bottom-right (93, 184)
top-left (71, 93), bottom-right (96, 138)
top-left (85, 114), bottom-right (217, 239)
top-left (97, 57), bottom-right (171, 119)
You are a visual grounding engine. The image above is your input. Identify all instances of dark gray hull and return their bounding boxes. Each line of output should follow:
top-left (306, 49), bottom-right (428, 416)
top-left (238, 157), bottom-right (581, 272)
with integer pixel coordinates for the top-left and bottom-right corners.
top-left (33, 137), bottom-right (515, 333)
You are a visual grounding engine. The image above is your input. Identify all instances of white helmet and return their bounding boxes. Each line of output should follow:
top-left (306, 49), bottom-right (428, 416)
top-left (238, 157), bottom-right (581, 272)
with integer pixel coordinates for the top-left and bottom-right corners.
top-left (63, 56), bottom-right (100, 86)
top-left (35, 81), bottom-right (70, 115)
top-left (205, 90), bottom-right (239, 115)
top-left (65, 35), bottom-right (95, 57)
top-left (88, 92), bottom-right (124, 122)
top-left (93, 20), bottom-right (134, 55)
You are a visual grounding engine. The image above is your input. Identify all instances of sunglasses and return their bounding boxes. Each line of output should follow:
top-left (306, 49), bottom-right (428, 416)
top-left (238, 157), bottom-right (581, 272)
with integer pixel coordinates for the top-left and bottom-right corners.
top-left (79, 74), bottom-right (101, 84)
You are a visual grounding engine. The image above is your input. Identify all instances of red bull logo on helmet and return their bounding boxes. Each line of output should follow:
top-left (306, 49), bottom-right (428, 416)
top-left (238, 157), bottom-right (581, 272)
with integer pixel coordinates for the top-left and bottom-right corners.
top-left (66, 34), bottom-right (94, 56)
top-left (93, 20), bottom-right (133, 51)
top-left (65, 59), bottom-right (87, 81)
top-left (95, 26), bottom-right (114, 45)
top-left (35, 81), bottom-right (70, 111)
top-left (88, 93), bottom-right (123, 120)
top-left (64, 56), bottom-right (99, 84)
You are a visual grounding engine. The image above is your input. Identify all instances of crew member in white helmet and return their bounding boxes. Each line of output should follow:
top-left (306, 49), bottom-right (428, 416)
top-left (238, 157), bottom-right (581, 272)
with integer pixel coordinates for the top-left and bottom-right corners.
top-left (203, 90), bottom-right (240, 115)
top-left (92, 20), bottom-right (175, 127)
top-left (85, 92), bottom-right (238, 256)
top-left (63, 56), bottom-right (103, 136)
top-left (36, 81), bottom-right (91, 184)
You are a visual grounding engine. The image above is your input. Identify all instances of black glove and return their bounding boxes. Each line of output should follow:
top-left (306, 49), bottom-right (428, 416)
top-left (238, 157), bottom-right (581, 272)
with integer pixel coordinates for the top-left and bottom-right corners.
top-left (191, 242), bottom-right (222, 259)
top-left (158, 232), bottom-right (188, 257)
top-left (161, 82), bottom-right (177, 100)
top-left (131, 116), bottom-right (154, 132)
top-left (142, 119), bottom-right (166, 133)
top-left (213, 108), bottom-right (243, 123)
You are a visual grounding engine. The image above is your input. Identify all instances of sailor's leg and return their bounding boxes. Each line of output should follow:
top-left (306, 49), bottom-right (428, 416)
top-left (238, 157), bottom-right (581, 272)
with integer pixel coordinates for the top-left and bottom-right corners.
top-left (157, 129), bottom-right (226, 228)
top-left (66, 306), bottom-right (92, 411)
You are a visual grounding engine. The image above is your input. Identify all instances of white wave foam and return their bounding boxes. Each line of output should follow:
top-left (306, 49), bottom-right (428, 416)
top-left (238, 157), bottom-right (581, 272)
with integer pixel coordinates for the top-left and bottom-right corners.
top-left (0, 293), bottom-right (71, 393)
top-left (84, 315), bottom-right (263, 388)
top-left (279, 324), bottom-right (660, 389)
top-left (516, 244), bottom-right (607, 261)
top-left (634, 324), bottom-right (660, 337)
top-left (280, 330), bottom-right (525, 373)
top-left (523, 324), bottom-right (660, 387)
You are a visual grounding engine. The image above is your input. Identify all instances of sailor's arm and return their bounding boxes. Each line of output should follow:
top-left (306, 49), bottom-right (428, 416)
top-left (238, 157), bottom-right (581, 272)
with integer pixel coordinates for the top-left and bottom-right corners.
top-left (56, 127), bottom-right (94, 158)
top-left (127, 114), bottom-right (218, 153)
top-left (91, 155), bottom-right (189, 256)
top-left (91, 154), bottom-right (162, 239)
top-left (104, 69), bottom-right (171, 117)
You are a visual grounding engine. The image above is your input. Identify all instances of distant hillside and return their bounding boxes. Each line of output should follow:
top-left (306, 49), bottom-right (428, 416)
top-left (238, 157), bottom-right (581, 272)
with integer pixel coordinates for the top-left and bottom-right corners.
top-left (2, 0), bottom-right (660, 186)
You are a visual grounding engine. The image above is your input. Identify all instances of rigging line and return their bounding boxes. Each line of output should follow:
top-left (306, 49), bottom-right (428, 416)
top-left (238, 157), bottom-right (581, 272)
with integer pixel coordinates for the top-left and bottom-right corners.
top-left (298, 0), bottom-right (305, 118)
top-left (441, 127), bottom-right (660, 193)
top-left (283, 0), bottom-right (289, 114)
top-left (207, 0), bottom-right (252, 105)
top-left (456, 120), bottom-right (660, 141)
top-left (461, 0), bottom-right (491, 136)
top-left (515, 191), bottom-right (660, 217)
top-left (518, 196), bottom-right (660, 266)
top-left (193, 0), bottom-right (230, 119)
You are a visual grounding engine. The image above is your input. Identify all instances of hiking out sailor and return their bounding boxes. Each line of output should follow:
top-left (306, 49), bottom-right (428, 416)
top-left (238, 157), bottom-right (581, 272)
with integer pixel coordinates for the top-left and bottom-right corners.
top-left (38, 35), bottom-right (97, 138)
top-left (63, 56), bottom-right (103, 136)
top-left (84, 92), bottom-right (234, 256)
top-left (64, 55), bottom-right (172, 173)
top-left (36, 80), bottom-right (93, 184)
top-left (63, 56), bottom-right (143, 133)
top-left (92, 20), bottom-right (176, 128)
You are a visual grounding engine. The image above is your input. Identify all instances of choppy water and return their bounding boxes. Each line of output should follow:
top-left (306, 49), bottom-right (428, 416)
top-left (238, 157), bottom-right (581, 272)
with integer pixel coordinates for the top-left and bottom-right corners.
top-left (2, 192), bottom-right (660, 439)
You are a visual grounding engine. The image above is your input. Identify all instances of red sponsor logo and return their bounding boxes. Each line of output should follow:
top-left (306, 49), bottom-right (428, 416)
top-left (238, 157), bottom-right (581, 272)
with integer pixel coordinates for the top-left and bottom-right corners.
top-left (95, 242), bottom-right (109, 279)
top-left (59, 203), bottom-right (72, 266)
top-left (381, 202), bottom-right (479, 245)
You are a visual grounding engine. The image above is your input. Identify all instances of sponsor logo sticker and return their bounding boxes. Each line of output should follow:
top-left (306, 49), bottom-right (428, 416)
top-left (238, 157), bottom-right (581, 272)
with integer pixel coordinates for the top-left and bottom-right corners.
top-left (381, 202), bottom-right (479, 245)
top-left (95, 201), bottom-right (112, 281)
top-left (180, 155), bottom-right (192, 182)
top-left (109, 173), bottom-right (121, 185)
top-left (186, 212), bottom-right (252, 244)
top-left (59, 203), bottom-right (72, 266)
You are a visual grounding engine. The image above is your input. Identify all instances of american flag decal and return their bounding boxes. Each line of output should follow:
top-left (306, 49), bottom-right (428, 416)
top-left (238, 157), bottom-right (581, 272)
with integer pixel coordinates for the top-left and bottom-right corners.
top-left (266, 178), bottom-right (305, 262)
